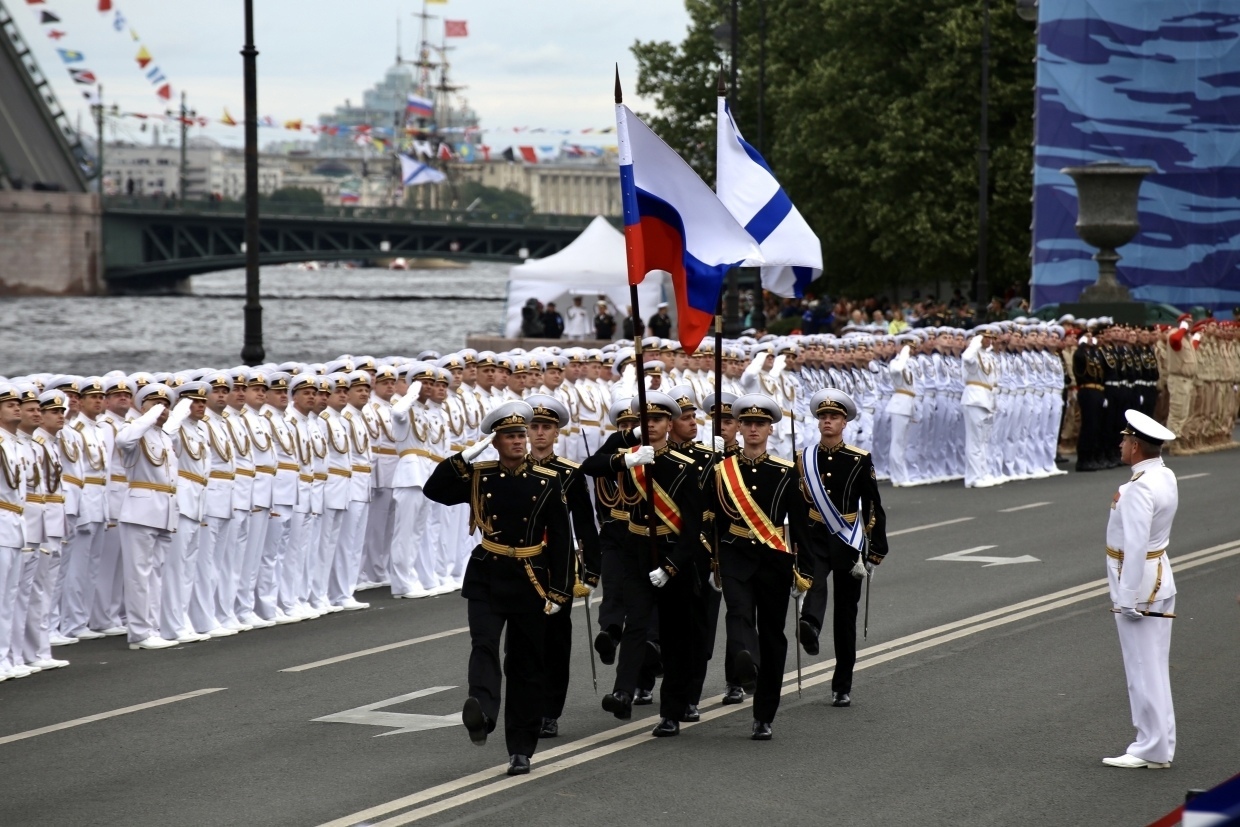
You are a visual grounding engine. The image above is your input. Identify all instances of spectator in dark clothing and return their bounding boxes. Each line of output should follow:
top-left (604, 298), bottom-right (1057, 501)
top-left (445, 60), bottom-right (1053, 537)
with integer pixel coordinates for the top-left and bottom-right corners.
top-left (521, 298), bottom-right (545, 337)
top-left (622, 305), bottom-right (643, 339)
top-left (540, 302), bottom-right (565, 339)
top-left (593, 301), bottom-right (617, 340)
top-left (648, 302), bottom-right (673, 338)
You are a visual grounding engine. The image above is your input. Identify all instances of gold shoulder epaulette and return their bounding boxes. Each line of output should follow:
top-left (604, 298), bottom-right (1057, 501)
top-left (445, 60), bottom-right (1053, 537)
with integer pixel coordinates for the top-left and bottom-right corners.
top-left (1130, 471), bottom-right (1145, 482)
top-left (768, 455), bottom-right (794, 467)
top-left (668, 449), bottom-right (695, 464)
top-left (73, 420), bottom-right (85, 432)
top-left (555, 456), bottom-right (581, 469)
top-left (844, 444), bottom-right (870, 456)
top-left (473, 460), bottom-right (499, 470)
top-left (318, 411), bottom-right (329, 420)
top-left (343, 411), bottom-right (354, 420)
top-left (531, 464), bottom-right (559, 478)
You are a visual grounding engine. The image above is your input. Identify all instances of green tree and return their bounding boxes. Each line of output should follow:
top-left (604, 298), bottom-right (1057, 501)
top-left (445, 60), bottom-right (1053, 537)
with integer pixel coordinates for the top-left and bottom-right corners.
top-left (631, 0), bottom-right (1035, 300)
top-left (265, 186), bottom-right (324, 205)
top-left (457, 181), bottom-right (534, 218)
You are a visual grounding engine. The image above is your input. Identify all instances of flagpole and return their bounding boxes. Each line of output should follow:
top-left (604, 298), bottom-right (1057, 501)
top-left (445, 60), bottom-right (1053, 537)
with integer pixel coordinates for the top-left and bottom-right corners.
top-left (615, 68), bottom-right (659, 569)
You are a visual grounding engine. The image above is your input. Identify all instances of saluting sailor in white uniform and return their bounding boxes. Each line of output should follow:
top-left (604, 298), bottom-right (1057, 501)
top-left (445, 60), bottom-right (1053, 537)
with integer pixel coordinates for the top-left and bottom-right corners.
top-left (1103, 410), bottom-right (1179, 770)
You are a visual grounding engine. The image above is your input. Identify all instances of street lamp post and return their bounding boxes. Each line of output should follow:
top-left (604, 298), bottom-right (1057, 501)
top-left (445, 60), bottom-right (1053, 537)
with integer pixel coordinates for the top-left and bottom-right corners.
top-left (975, 0), bottom-right (991, 310)
top-left (240, 0), bottom-right (265, 365)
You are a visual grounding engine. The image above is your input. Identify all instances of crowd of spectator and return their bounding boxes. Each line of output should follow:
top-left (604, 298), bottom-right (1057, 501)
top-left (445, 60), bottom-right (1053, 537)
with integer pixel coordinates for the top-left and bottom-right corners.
top-left (759, 289), bottom-right (1032, 336)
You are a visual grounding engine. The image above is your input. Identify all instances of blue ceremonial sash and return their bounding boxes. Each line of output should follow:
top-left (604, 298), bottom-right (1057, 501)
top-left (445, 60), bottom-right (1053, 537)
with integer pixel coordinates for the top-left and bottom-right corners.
top-left (801, 445), bottom-right (865, 552)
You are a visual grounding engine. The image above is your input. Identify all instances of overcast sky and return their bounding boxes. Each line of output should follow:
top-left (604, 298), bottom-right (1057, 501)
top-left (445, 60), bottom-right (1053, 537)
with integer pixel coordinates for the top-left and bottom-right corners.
top-left (16, 0), bottom-right (691, 148)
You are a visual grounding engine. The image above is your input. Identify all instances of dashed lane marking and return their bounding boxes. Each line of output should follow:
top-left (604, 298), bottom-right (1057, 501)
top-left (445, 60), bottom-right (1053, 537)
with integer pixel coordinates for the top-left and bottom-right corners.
top-left (886, 516), bottom-right (974, 537)
top-left (999, 501), bottom-right (1051, 513)
top-left (0, 688), bottom-right (226, 747)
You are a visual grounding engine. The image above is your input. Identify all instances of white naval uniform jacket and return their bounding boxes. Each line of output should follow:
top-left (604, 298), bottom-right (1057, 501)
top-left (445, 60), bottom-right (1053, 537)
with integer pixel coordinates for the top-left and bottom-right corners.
top-left (34, 429), bottom-right (67, 541)
top-left (98, 410), bottom-right (128, 523)
top-left (222, 407), bottom-right (253, 513)
top-left (390, 395), bottom-right (435, 490)
top-left (201, 411), bottom-right (236, 520)
top-left (55, 425), bottom-right (83, 520)
top-left (1106, 457), bottom-right (1178, 609)
top-left (115, 407), bottom-right (179, 532)
top-left (17, 431), bottom-right (45, 548)
top-left (282, 409), bottom-right (314, 515)
top-left (263, 404), bottom-right (299, 509)
top-left (368, 397), bottom-right (398, 488)
top-left (309, 414), bottom-right (327, 514)
top-left (342, 405), bottom-right (373, 503)
top-left (71, 415), bottom-right (108, 524)
top-left (243, 405), bottom-right (274, 510)
top-left (0, 431), bottom-right (29, 549)
top-left (168, 418), bottom-right (208, 522)
top-left (887, 346), bottom-right (916, 417)
top-left (320, 409), bottom-right (351, 512)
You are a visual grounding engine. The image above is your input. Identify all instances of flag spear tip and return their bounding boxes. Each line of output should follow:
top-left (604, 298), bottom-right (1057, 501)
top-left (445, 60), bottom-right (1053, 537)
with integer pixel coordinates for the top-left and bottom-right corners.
top-left (614, 64), bottom-right (623, 105)
top-left (716, 66), bottom-right (727, 97)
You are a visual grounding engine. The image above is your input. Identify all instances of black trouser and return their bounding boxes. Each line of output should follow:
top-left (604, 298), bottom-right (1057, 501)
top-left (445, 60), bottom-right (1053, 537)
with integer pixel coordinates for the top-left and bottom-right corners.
top-left (654, 569), bottom-right (706, 720)
top-left (799, 532), bottom-right (864, 694)
top-left (689, 584), bottom-right (722, 704)
top-left (1103, 385), bottom-right (1124, 462)
top-left (1076, 387), bottom-right (1104, 466)
top-left (467, 599), bottom-right (546, 758)
top-left (612, 547), bottom-right (657, 699)
top-left (543, 598), bottom-right (572, 720)
top-left (597, 522), bottom-right (627, 638)
top-left (722, 546), bottom-right (793, 724)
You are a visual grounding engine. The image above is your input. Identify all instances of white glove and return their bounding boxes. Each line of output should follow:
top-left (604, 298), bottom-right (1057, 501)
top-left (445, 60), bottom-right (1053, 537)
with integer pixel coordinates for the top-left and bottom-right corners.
top-left (710, 572), bottom-right (723, 593)
top-left (648, 568), bottom-right (670, 588)
top-left (1119, 606), bottom-right (1142, 622)
top-left (712, 435), bottom-right (725, 453)
top-left (1102, 398), bottom-right (1108, 409)
top-left (162, 397), bottom-right (193, 432)
top-left (850, 558), bottom-right (868, 581)
top-left (407, 380), bottom-right (423, 401)
top-left (631, 425), bottom-right (642, 440)
top-left (461, 432), bottom-right (494, 462)
top-left (864, 558), bottom-right (875, 575)
top-left (970, 334), bottom-right (984, 349)
top-left (624, 445), bottom-right (655, 468)
top-left (621, 365), bottom-right (636, 385)
top-left (771, 354), bottom-right (787, 378)
top-left (544, 601), bottom-right (562, 616)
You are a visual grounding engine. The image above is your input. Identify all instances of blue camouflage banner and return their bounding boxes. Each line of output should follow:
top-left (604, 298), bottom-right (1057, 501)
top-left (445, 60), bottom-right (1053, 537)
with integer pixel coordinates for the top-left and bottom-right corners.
top-left (1032, 1), bottom-right (1240, 312)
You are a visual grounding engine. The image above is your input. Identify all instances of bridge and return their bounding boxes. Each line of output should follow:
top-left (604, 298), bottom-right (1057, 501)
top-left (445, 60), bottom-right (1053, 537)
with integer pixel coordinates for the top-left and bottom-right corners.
top-left (102, 198), bottom-right (599, 291)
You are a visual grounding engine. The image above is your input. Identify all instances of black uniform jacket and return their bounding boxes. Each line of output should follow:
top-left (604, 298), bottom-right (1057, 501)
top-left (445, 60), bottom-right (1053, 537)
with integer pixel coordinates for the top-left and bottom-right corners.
top-left (711, 450), bottom-right (814, 583)
top-left (796, 442), bottom-right (889, 559)
top-left (531, 453), bottom-right (601, 587)
top-left (425, 452), bottom-right (574, 611)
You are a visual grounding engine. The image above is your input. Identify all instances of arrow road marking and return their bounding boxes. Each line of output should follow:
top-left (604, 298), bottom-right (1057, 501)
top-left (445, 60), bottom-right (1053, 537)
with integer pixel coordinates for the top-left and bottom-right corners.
top-left (927, 545), bottom-right (1040, 567)
top-left (313, 686), bottom-right (461, 737)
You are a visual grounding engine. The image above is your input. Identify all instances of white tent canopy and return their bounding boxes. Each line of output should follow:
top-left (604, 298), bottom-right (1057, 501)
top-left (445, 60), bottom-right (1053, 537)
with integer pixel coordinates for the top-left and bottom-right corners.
top-left (503, 216), bottom-right (670, 338)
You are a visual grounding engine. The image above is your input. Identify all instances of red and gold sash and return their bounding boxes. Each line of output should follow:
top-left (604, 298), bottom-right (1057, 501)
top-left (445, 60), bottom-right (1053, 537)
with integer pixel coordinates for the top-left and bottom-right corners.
top-left (629, 448), bottom-right (683, 535)
top-left (718, 455), bottom-right (788, 553)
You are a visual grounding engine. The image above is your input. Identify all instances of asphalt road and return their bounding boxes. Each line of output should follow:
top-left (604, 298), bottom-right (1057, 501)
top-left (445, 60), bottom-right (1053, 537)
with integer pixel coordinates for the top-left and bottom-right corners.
top-left (3, 447), bottom-right (1238, 827)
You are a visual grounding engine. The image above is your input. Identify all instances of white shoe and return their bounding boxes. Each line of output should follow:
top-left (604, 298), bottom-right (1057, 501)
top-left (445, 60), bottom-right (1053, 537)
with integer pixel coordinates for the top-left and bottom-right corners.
top-left (50, 634), bottom-right (79, 646)
top-left (75, 629), bottom-right (106, 640)
top-left (176, 630), bottom-right (211, 643)
top-left (273, 612), bottom-right (302, 625)
top-left (101, 626), bottom-right (128, 637)
top-left (30, 659), bottom-right (70, 670)
top-left (337, 597), bottom-right (370, 611)
top-left (1102, 753), bottom-right (1171, 769)
top-left (129, 636), bottom-right (178, 650)
top-left (396, 586), bottom-right (434, 599)
top-left (430, 582), bottom-right (454, 596)
top-left (206, 626), bottom-right (238, 638)
top-left (223, 618), bottom-right (253, 632)
top-left (319, 603), bottom-right (343, 613)
top-left (9, 665), bottom-right (36, 678)
top-left (244, 613), bottom-right (275, 629)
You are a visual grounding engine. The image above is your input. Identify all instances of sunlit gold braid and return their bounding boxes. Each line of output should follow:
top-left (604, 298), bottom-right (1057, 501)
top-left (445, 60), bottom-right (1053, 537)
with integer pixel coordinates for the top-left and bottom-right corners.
top-left (140, 436), bottom-right (167, 467)
top-left (180, 426), bottom-right (206, 462)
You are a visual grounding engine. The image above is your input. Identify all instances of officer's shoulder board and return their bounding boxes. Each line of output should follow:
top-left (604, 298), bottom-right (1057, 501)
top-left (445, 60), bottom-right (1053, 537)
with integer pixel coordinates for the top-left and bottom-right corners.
top-left (343, 410), bottom-right (354, 421)
top-left (318, 411), bottom-right (330, 420)
top-left (668, 449), bottom-right (695, 465)
top-left (472, 460), bottom-right (499, 471)
top-left (767, 455), bottom-right (794, 468)
top-left (554, 456), bottom-right (581, 469)
top-left (73, 420), bottom-right (86, 433)
top-left (1130, 471), bottom-right (1145, 483)
top-left (843, 444), bottom-right (870, 456)
top-left (531, 464), bottom-right (559, 478)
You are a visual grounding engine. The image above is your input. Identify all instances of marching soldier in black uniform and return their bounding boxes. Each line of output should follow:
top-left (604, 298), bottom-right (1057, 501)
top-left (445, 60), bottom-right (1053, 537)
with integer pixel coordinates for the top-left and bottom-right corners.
top-left (580, 391), bottom-right (706, 737)
top-left (423, 400), bottom-right (574, 776)
top-left (1100, 328), bottom-right (1124, 468)
top-left (1074, 328), bottom-right (1107, 471)
top-left (797, 388), bottom-right (888, 708)
top-left (713, 394), bottom-right (812, 739)
top-left (522, 394), bottom-right (601, 739)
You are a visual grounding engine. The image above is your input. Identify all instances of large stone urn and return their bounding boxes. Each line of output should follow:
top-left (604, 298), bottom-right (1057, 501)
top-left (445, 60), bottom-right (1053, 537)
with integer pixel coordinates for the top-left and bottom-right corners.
top-left (1060, 162), bottom-right (1154, 303)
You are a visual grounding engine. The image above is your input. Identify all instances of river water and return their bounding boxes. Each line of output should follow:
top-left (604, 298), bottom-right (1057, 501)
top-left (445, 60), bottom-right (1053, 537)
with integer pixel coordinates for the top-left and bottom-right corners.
top-left (0, 262), bottom-right (510, 377)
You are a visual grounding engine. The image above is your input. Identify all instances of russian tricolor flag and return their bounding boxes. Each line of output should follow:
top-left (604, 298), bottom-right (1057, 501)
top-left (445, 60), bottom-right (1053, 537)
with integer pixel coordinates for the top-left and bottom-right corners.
top-left (406, 94), bottom-right (434, 120)
top-left (616, 103), bottom-right (762, 354)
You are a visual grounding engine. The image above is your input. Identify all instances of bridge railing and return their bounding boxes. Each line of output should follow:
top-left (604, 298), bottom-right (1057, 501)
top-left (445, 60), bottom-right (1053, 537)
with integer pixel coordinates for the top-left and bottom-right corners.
top-left (101, 195), bottom-right (605, 229)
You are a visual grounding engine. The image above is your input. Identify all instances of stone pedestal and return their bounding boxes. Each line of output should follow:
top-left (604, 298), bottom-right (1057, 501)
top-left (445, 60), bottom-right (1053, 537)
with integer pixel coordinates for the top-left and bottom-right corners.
top-left (0, 190), bottom-right (102, 295)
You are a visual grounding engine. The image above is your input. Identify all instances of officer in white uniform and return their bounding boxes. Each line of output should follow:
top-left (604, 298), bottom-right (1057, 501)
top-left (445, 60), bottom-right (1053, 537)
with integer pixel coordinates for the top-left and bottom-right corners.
top-left (886, 343), bottom-right (916, 486)
top-left (961, 329), bottom-right (998, 488)
top-left (25, 390), bottom-right (70, 670)
top-left (164, 382), bottom-right (214, 643)
top-left (1103, 410), bottom-right (1179, 769)
top-left (328, 371), bottom-right (374, 610)
top-left (0, 383), bottom-right (31, 679)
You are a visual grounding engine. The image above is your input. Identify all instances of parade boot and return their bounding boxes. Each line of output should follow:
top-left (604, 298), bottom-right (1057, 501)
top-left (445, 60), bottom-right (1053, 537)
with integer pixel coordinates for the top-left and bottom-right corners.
top-left (601, 691), bottom-right (633, 720)
top-left (651, 718), bottom-right (680, 737)
top-left (751, 721), bottom-right (773, 741)
top-left (462, 697), bottom-right (491, 746)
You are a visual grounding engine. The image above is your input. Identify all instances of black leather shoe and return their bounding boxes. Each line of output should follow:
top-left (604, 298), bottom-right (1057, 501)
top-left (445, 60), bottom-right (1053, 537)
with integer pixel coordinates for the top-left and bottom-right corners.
top-left (831, 691), bottom-right (851, 707)
top-left (462, 697), bottom-right (490, 746)
top-left (538, 717), bottom-right (559, 738)
top-left (683, 704), bottom-right (700, 722)
top-left (1075, 461), bottom-right (1096, 472)
top-left (799, 620), bottom-right (820, 656)
top-left (507, 754), bottom-right (531, 776)
top-left (751, 721), bottom-right (772, 741)
top-left (722, 684), bottom-right (745, 705)
top-left (633, 688), bottom-right (654, 706)
top-left (734, 649), bottom-right (758, 694)
top-left (651, 718), bottom-right (680, 737)
top-left (1055, 454), bottom-right (1068, 464)
top-left (601, 691), bottom-right (633, 720)
top-left (593, 631), bottom-right (617, 666)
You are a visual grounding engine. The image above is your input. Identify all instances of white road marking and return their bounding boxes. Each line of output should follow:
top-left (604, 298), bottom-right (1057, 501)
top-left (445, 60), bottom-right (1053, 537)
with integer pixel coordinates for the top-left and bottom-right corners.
top-left (927, 545), bottom-right (1040, 566)
top-left (0, 688), bottom-right (225, 748)
top-left (999, 501), bottom-right (1051, 513)
top-left (886, 516), bottom-right (974, 537)
top-left (318, 537), bottom-right (1240, 827)
top-left (281, 628), bottom-right (470, 672)
top-left (1178, 473), bottom-right (1210, 480)
top-left (313, 686), bottom-right (460, 736)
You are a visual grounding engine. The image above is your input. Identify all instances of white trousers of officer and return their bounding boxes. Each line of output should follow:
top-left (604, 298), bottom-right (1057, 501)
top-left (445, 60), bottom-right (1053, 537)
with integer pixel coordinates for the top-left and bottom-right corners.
top-left (278, 511), bottom-right (311, 614)
top-left (10, 549), bottom-right (40, 666)
top-left (118, 523), bottom-right (170, 644)
top-left (188, 515), bottom-right (225, 633)
top-left (91, 523), bottom-right (125, 631)
top-left (311, 508), bottom-right (345, 609)
top-left (256, 509), bottom-right (292, 620)
top-left (59, 519), bottom-right (103, 637)
top-left (24, 541), bottom-right (62, 662)
top-left (0, 546), bottom-right (22, 672)
top-left (206, 514), bottom-right (238, 626)
top-left (390, 487), bottom-right (428, 595)
top-left (1116, 594), bottom-right (1176, 764)
top-left (166, 514), bottom-right (203, 637)
top-left (963, 406), bottom-right (993, 488)
top-left (235, 508), bottom-right (267, 620)
top-left (361, 486), bottom-right (395, 585)
top-left (329, 500), bottom-right (369, 605)
top-left (888, 412), bottom-right (912, 487)
top-left (47, 515), bottom-right (74, 638)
